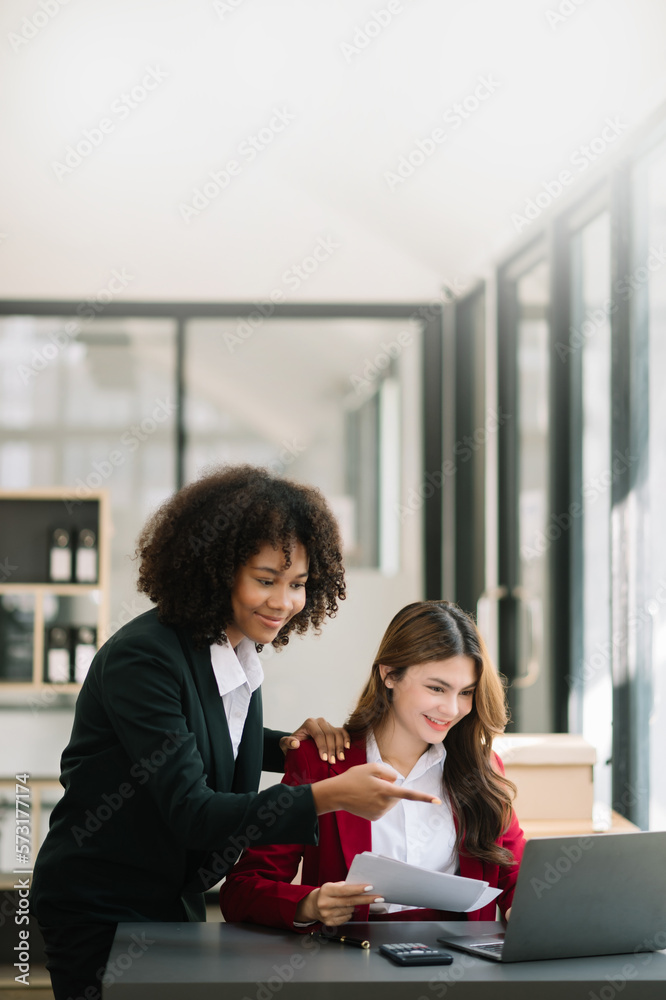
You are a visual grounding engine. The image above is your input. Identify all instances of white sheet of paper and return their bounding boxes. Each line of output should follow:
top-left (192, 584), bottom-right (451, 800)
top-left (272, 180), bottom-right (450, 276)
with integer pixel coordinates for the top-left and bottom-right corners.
top-left (345, 852), bottom-right (502, 913)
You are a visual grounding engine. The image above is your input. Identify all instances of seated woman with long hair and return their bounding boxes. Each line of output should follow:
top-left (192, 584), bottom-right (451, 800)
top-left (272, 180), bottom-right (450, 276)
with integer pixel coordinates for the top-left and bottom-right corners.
top-left (220, 600), bottom-right (525, 928)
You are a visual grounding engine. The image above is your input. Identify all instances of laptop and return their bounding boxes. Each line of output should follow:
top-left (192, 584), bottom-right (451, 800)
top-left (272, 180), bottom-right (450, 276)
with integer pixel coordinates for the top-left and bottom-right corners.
top-left (437, 831), bottom-right (666, 962)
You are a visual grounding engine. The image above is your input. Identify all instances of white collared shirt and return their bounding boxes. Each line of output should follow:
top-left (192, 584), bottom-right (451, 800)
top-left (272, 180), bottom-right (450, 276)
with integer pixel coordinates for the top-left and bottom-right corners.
top-left (367, 731), bottom-right (458, 913)
top-left (209, 638), bottom-right (264, 759)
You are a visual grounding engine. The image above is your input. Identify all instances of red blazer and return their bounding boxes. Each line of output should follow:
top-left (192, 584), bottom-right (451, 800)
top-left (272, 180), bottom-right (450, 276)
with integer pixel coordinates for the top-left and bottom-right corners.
top-left (220, 739), bottom-right (525, 931)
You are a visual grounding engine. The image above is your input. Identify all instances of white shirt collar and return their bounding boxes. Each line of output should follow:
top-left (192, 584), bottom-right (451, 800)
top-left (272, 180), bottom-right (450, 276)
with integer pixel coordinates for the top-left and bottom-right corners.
top-left (209, 637), bottom-right (264, 697)
top-left (366, 730), bottom-right (446, 781)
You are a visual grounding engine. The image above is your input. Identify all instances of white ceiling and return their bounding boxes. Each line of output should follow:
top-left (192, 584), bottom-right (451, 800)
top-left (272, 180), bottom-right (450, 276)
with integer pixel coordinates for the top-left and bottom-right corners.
top-left (1, 0), bottom-right (666, 304)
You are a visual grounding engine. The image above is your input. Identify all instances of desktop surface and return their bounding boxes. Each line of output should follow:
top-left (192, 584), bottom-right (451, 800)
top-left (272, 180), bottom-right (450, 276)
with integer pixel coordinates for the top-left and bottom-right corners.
top-left (105, 920), bottom-right (666, 999)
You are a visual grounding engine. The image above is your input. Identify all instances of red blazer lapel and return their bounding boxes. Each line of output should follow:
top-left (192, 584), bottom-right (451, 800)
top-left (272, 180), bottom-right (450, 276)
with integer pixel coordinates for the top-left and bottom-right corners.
top-left (327, 744), bottom-right (372, 872)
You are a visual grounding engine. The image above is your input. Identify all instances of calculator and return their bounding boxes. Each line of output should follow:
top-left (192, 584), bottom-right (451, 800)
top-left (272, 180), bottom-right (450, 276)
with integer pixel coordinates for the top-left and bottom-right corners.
top-left (378, 942), bottom-right (454, 966)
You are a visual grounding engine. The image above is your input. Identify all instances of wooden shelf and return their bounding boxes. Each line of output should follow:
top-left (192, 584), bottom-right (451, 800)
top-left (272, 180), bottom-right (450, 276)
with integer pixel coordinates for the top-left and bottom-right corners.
top-left (0, 489), bottom-right (110, 691)
top-left (0, 584), bottom-right (102, 594)
top-left (521, 810), bottom-right (641, 839)
top-left (0, 683), bottom-right (81, 695)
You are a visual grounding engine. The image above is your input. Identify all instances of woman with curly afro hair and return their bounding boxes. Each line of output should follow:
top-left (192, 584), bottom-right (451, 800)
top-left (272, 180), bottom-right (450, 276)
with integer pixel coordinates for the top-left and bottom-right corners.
top-left (32, 465), bottom-right (440, 1000)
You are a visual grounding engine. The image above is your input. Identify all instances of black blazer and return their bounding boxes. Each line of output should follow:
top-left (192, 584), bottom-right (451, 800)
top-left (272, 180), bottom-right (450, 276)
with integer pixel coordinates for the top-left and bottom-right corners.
top-left (31, 609), bottom-right (318, 925)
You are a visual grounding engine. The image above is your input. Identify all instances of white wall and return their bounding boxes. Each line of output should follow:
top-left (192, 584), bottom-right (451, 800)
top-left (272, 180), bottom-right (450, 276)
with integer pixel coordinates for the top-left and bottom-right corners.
top-left (2, 0), bottom-right (666, 304)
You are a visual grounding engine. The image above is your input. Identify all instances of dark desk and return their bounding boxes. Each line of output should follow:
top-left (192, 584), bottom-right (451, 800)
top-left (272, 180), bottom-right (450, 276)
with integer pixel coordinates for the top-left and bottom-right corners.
top-left (104, 920), bottom-right (666, 999)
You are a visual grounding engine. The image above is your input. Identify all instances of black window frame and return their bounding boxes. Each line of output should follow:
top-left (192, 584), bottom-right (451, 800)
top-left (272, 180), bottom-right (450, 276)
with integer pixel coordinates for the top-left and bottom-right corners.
top-left (0, 299), bottom-right (445, 601)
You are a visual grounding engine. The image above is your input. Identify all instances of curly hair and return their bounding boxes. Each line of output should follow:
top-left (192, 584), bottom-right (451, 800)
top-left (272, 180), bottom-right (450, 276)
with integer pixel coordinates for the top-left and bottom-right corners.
top-left (136, 465), bottom-right (346, 648)
top-left (345, 601), bottom-right (517, 866)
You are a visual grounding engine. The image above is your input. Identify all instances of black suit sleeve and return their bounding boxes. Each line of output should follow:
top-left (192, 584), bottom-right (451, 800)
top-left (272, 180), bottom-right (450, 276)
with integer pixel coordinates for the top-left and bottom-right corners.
top-left (262, 728), bottom-right (289, 772)
top-left (97, 632), bottom-right (317, 852)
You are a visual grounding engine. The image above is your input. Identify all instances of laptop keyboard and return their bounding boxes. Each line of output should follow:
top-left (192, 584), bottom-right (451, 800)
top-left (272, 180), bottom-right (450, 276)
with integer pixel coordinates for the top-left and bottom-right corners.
top-left (471, 942), bottom-right (504, 956)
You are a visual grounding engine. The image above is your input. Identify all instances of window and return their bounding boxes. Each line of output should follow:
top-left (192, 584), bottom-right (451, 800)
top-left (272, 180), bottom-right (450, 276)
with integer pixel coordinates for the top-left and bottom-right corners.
top-left (498, 250), bottom-right (552, 732)
top-left (568, 210), bottom-right (613, 823)
top-left (631, 136), bottom-right (666, 829)
top-left (0, 317), bottom-right (177, 629)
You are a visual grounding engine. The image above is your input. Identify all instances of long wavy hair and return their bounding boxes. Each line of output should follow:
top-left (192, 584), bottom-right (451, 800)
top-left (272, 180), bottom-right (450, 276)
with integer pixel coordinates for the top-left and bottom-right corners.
top-left (345, 601), bottom-right (516, 866)
top-left (136, 465), bottom-right (345, 649)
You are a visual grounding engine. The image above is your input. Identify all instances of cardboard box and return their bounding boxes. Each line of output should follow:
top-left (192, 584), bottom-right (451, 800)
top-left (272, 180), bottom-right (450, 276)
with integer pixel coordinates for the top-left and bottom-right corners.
top-left (493, 734), bottom-right (596, 821)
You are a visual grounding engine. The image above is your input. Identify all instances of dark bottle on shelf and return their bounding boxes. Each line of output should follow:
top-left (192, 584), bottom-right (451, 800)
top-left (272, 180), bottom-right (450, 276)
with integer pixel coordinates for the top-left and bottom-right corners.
top-left (45, 626), bottom-right (71, 683)
top-left (49, 528), bottom-right (73, 583)
top-left (75, 529), bottom-right (98, 583)
top-left (72, 625), bottom-right (97, 683)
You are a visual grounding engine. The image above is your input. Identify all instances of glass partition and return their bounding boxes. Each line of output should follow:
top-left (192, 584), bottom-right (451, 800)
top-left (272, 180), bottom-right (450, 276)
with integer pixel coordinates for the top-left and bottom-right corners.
top-left (184, 317), bottom-right (419, 571)
top-left (569, 211), bottom-right (613, 824)
top-left (184, 315), bottom-right (424, 739)
top-left (632, 138), bottom-right (666, 830)
top-left (514, 259), bottom-right (551, 731)
top-left (0, 317), bottom-right (177, 628)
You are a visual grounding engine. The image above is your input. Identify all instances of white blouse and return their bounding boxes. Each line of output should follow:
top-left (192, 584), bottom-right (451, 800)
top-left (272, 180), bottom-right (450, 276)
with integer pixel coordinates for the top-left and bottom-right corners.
top-left (209, 638), bottom-right (264, 759)
top-left (367, 731), bottom-right (458, 913)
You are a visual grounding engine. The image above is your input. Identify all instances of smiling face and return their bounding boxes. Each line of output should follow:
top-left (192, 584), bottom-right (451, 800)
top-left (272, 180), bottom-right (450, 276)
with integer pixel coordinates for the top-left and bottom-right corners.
top-left (225, 540), bottom-right (308, 648)
top-left (380, 656), bottom-right (478, 753)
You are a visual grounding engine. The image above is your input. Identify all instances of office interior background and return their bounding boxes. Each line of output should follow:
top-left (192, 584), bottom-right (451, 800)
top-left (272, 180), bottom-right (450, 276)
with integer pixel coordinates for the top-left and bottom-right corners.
top-left (0, 0), bottom-right (665, 866)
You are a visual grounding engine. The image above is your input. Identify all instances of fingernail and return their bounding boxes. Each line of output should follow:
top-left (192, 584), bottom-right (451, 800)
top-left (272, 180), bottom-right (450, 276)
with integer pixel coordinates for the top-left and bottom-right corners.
top-left (338, 751), bottom-right (345, 760)
top-left (345, 741), bottom-right (351, 749)
top-left (364, 886), bottom-right (374, 892)
top-left (374, 897), bottom-right (385, 903)
top-left (432, 797), bottom-right (442, 805)
top-left (321, 753), bottom-right (328, 761)
top-left (290, 740), bottom-right (299, 747)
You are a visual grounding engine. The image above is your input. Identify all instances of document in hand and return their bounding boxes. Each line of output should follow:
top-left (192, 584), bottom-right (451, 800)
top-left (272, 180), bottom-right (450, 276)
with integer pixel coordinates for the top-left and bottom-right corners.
top-left (345, 852), bottom-right (502, 912)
